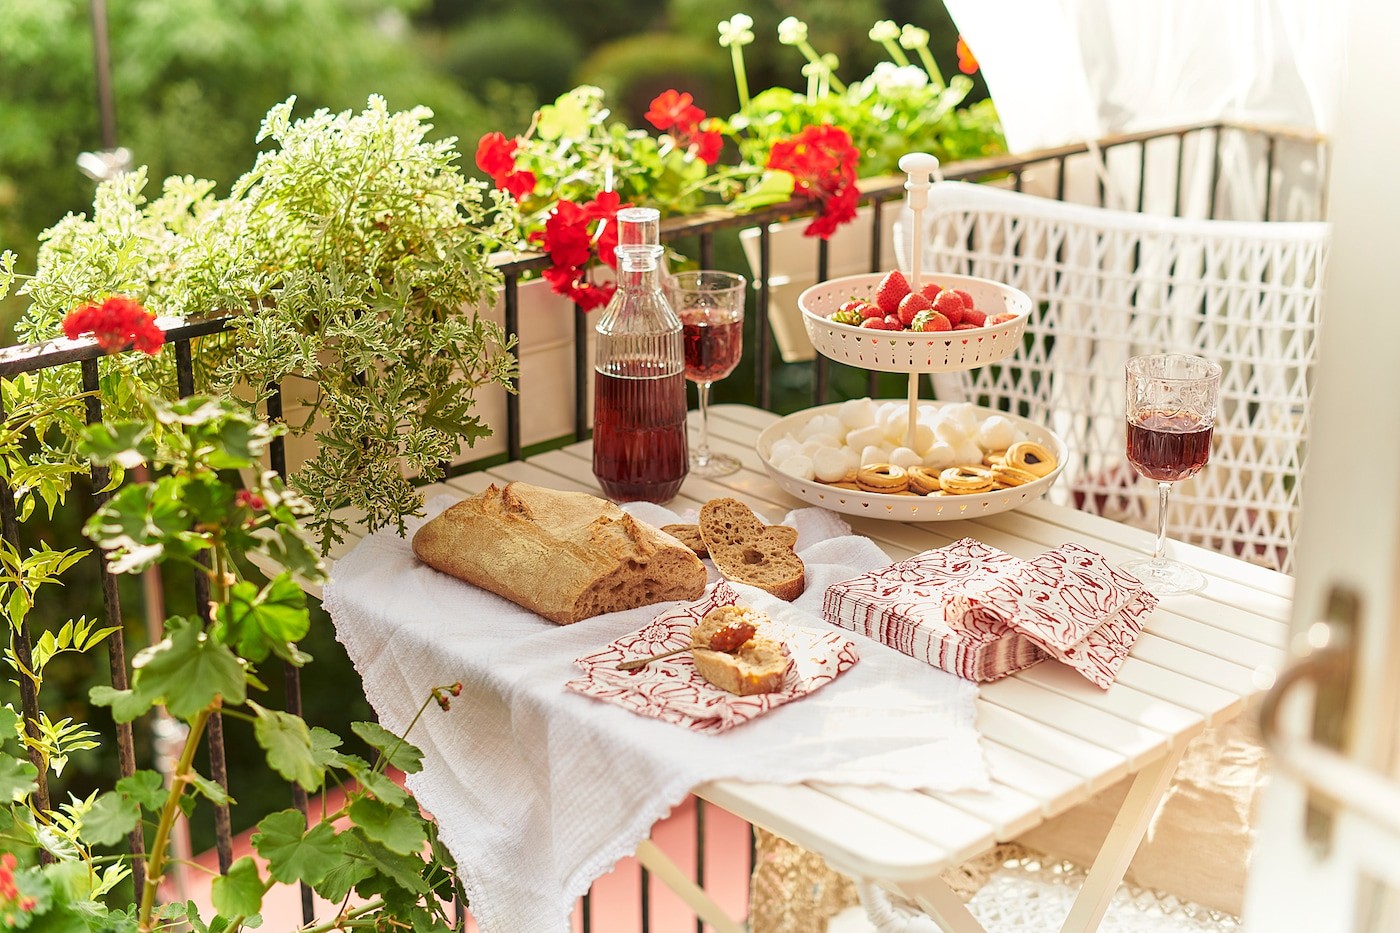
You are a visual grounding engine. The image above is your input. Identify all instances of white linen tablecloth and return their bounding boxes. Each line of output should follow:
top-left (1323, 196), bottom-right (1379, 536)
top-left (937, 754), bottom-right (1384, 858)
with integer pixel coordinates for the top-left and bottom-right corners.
top-left (323, 498), bottom-right (987, 933)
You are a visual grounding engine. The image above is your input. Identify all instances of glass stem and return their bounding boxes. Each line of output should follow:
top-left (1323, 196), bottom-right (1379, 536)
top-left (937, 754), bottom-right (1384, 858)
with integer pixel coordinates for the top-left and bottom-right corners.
top-left (696, 381), bottom-right (714, 465)
top-left (1154, 481), bottom-right (1171, 563)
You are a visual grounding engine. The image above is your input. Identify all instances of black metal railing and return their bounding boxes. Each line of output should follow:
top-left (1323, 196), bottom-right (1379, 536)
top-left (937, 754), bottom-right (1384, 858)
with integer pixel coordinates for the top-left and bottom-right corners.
top-left (0, 120), bottom-right (1327, 930)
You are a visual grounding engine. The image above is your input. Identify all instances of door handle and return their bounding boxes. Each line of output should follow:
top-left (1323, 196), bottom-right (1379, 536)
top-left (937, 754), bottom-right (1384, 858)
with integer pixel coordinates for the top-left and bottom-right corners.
top-left (1259, 586), bottom-right (1400, 852)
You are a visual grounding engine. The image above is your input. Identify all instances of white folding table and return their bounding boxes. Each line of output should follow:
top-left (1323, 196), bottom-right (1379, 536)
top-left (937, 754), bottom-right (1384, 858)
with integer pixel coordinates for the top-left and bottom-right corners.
top-left (310, 403), bottom-right (1291, 932)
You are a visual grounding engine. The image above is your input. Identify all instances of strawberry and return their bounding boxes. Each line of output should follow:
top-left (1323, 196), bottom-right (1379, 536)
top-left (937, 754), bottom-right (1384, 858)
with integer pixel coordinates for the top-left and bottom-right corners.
top-left (911, 310), bottom-right (952, 332)
top-left (918, 282), bottom-right (943, 302)
top-left (883, 314), bottom-right (904, 330)
top-left (931, 289), bottom-right (966, 325)
top-left (953, 322), bottom-right (983, 330)
top-left (858, 302), bottom-right (885, 320)
top-left (960, 307), bottom-right (987, 327)
top-left (952, 288), bottom-right (974, 307)
top-left (874, 270), bottom-right (911, 315)
top-left (860, 316), bottom-right (895, 330)
top-left (989, 312), bottom-right (1019, 325)
top-left (897, 291), bottom-right (932, 327)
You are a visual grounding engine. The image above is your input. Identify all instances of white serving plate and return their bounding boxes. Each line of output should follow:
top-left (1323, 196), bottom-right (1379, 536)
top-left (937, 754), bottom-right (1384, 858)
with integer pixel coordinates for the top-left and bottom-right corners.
top-left (798, 272), bottom-right (1031, 373)
top-left (757, 400), bottom-right (1067, 522)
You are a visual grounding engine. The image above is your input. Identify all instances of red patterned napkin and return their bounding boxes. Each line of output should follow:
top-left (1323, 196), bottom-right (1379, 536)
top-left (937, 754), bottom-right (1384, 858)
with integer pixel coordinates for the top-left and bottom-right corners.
top-left (943, 543), bottom-right (1159, 688)
top-left (823, 539), bottom-right (1048, 681)
top-left (566, 582), bottom-right (860, 734)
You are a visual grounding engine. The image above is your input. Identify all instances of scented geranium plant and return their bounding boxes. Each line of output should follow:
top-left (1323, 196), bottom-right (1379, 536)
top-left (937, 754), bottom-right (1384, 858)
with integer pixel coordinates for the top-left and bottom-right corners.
top-left (478, 15), bottom-right (1005, 306)
top-left (0, 301), bottom-right (466, 931)
top-left (6, 96), bottom-right (519, 549)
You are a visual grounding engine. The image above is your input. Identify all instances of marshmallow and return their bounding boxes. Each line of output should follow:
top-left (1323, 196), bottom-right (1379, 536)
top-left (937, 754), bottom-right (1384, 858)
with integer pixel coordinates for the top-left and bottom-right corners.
top-left (770, 437), bottom-right (801, 464)
top-left (801, 414), bottom-right (845, 442)
top-left (934, 417), bottom-right (972, 446)
top-left (977, 414), bottom-right (1017, 451)
top-left (778, 454), bottom-right (815, 481)
top-left (860, 444), bottom-right (892, 466)
top-left (907, 422), bottom-right (936, 454)
top-left (801, 434), bottom-right (842, 455)
top-left (889, 446), bottom-right (922, 468)
top-left (838, 398), bottom-right (878, 430)
top-left (923, 442), bottom-right (957, 470)
top-left (952, 440), bottom-right (983, 466)
top-left (942, 403), bottom-right (980, 436)
top-left (813, 446), bottom-right (853, 482)
top-left (845, 424), bottom-right (886, 451)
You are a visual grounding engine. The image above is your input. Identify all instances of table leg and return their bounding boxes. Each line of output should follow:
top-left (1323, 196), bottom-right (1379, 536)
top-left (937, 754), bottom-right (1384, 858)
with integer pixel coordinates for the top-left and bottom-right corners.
top-left (634, 838), bottom-right (747, 933)
top-left (1060, 743), bottom-right (1188, 932)
top-left (876, 877), bottom-right (985, 932)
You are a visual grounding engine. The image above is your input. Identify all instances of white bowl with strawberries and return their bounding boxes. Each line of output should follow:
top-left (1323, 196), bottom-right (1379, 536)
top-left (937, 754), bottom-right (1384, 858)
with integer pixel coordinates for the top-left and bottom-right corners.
top-left (798, 271), bottom-right (1031, 372)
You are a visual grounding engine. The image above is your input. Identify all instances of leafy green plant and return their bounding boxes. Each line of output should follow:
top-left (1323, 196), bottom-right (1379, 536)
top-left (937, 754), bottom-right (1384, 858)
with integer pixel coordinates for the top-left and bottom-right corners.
top-left (8, 97), bottom-right (520, 549)
top-left (1, 365), bottom-right (465, 930)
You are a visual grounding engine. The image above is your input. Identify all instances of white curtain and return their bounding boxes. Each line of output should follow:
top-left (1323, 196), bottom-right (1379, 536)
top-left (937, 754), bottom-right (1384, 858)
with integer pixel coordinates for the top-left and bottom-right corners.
top-left (943, 0), bottom-right (1343, 220)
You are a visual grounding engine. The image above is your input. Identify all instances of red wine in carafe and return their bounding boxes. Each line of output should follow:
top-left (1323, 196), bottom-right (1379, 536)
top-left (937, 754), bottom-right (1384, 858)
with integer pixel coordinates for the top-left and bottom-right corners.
top-left (1126, 409), bottom-right (1213, 482)
top-left (593, 360), bottom-right (688, 502)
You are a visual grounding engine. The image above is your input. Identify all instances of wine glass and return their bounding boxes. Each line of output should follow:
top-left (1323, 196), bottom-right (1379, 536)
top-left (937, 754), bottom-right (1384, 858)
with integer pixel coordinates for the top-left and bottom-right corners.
top-left (668, 271), bottom-right (746, 477)
top-left (1122, 353), bottom-right (1223, 596)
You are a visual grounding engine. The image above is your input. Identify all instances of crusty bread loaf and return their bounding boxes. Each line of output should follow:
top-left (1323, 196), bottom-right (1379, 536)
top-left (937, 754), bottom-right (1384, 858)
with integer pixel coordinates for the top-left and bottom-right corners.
top-left (698, 499), bottom-right (806, 601)
top-left (412, 483), bottom-right (707, 624)
top-left (689, 606), bottom-right (787, 696)
top-left (663, 522), bottom-right (798, 558)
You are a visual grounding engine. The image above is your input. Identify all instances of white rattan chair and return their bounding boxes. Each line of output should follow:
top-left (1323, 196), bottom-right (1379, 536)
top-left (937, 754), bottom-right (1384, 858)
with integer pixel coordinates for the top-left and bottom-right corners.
top-left (897, 181), bottom-right (1330, 574)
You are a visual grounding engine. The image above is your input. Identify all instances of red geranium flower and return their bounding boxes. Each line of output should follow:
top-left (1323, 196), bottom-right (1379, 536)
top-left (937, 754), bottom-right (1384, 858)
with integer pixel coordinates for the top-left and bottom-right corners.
top-left (956, 36), bottom-right (980, 75)
top-left (645, 89), bottom-right (704, 134)
top-left (531, 192), bottom-right (630, 311)
top-left (691, 124), bottom-right (724, 166)
top-left (476, 132), bottom-right (536, 201)
top-left (766, 125), bottom-right (860, 239)
top-left (61, 296), bottom-right (165, 355)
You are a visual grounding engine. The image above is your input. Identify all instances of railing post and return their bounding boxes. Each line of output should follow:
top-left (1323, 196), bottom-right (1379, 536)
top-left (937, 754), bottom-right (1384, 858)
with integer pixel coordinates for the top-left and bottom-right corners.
top-left (263, 377), bottom-right (315, 922)
top-left (79, 357), bottom-right (147, 894)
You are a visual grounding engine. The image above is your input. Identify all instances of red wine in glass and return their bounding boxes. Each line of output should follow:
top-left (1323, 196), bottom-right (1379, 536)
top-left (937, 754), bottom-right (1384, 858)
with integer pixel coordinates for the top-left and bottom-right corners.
top-left (682, 312), bottom-right (742, 383)
top-left (1126, 409), bottom-right (1214, 482)
top-left (592, 360), bottom-right (688, 503)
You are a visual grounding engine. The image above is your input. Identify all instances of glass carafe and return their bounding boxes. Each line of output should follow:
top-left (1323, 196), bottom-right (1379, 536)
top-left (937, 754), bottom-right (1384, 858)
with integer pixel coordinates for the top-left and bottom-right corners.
top-left (592, 207), bottom-right (688, 503)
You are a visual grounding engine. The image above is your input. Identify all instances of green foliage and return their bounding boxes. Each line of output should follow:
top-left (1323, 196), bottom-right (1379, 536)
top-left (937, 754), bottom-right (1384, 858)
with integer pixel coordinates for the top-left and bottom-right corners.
top-left (577, 33), bottom-right (733, 125)
top-left (2, 391), bottom-right (464, 931)
top-left (9, 97), bottom-right (520, 548)
top-left (441, 10), bottom-right (583, 104)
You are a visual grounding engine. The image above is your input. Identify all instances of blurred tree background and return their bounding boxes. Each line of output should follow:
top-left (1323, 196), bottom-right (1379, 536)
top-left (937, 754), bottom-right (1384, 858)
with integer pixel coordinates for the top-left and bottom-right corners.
top-left (0, 0), bottom-right (982, 854)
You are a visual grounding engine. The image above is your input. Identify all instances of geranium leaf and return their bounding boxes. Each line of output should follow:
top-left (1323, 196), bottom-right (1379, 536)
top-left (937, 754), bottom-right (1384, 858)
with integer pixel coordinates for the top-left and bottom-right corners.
top-left (350, 721), bottom-right (423, 774)
top-left (131, 616), bottom-right (246, 719)
top-left (188, 770), bottom-right (234, 806)
top-left (79, 420), bottom-right (155, 469)
top-left (211, 856), bottom-right (264, 918)
top-left (84, 790), bottom-right (141, 846)
top-left (214, 573), bottom-right (310, 664)
top-left (116, 770), bottom-right (167, 811)
top-left (89, 685), bottom-right (154, 724)
top-left (355, 769), bottom-right (411, 808)
top-left (252, 703), bottom-right (323, 791)
top-left (252, 809), bottom-right (342, 887)
top-left (348, 796), bottom-right (426, 856)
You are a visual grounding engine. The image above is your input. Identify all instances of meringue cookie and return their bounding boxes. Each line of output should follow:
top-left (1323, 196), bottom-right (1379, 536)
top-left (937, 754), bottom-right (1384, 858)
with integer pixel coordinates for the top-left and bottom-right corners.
top-left (943, 403), bottom-right (980, 436)
top-left (934, 417), bottom-right (972, 446)
top-left (952, 440), bottom-right (983, 466)
top-left (801, 434), bottom-right (842, 455)
top-left (801, 414), bottom-right (845, 442)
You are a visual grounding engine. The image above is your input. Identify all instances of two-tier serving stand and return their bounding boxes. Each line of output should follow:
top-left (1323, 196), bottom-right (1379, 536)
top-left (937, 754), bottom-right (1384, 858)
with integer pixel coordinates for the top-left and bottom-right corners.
top-left (756, 154), bottom-right (1066, 521)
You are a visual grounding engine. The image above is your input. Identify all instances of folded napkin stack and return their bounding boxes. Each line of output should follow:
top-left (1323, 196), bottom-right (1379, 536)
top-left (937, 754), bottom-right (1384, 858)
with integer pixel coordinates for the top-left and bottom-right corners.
top-left (823, 538), bottom-right (1158, 687)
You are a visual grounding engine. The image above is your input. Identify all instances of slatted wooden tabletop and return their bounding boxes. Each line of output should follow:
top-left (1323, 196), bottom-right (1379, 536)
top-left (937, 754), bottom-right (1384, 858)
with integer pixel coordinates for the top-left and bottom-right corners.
top-left (311, 402), bottom-right (1292, 900)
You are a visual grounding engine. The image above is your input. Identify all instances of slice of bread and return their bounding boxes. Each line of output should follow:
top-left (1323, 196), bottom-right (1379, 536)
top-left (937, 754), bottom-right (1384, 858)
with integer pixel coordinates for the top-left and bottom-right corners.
top-left (698, 499), bottom-right (806, 601)
top-left (663, 522), bottom-right (798, 558)
top-left (690, 606), bottom-right (787, 696)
